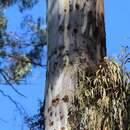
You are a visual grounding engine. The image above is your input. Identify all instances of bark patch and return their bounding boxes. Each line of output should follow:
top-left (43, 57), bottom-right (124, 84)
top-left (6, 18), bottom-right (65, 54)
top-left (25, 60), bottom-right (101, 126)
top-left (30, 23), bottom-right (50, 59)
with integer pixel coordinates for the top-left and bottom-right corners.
top-left (62, 95), bottom-right (69, 103)
top-left (52, 96), bottom-right (60, 107)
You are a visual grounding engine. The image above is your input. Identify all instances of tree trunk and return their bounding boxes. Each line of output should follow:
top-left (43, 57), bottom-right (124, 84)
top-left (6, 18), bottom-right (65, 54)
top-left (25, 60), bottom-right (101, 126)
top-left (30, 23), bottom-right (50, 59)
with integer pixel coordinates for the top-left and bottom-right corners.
top-left (44, 0), bottom-right (106, 130)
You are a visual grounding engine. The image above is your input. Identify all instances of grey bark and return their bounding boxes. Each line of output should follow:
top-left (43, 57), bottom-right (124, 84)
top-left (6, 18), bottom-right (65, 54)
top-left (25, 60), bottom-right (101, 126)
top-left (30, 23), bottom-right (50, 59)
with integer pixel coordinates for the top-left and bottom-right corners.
top-left (44, 0), bottom-right (106, 130)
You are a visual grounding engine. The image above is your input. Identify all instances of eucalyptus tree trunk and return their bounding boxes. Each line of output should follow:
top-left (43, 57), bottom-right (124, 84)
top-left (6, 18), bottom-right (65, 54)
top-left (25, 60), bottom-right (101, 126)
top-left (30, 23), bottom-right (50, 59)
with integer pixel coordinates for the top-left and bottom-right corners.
top-left (44, 0), bottom-right (106, 130)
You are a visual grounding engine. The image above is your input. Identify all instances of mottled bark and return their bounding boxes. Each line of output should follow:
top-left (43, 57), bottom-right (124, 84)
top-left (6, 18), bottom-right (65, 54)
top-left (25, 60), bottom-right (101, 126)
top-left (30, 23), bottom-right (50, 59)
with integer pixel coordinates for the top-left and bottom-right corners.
top-left (44, 0), bottom-right (106, 130)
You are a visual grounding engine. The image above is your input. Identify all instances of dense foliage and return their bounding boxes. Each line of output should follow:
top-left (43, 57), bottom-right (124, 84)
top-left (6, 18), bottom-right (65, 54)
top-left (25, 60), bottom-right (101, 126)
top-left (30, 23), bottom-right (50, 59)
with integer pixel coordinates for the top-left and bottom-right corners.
top-left (0, 0), bottom-right (38, 11)
top-left (0, 0), bottom-right (46, 126)
top-left (68, 49), bottom-right (130, 130)
top-left (0, 0), bottom-right (46, 84)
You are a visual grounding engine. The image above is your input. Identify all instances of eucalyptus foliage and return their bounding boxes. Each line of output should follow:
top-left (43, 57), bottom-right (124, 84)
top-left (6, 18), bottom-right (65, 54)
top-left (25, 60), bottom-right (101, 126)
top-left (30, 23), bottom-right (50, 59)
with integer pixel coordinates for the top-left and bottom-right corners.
top-left (68, 50), bottom-right (130, 130)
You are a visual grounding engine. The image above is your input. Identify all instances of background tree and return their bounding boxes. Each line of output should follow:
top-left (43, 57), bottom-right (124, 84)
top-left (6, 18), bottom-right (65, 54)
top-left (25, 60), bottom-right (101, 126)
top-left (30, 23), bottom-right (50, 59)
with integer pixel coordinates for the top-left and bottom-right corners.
top-left (0, 0), bottom-right (46, 84)
top-left (0, 1), bottom-right (46, 129)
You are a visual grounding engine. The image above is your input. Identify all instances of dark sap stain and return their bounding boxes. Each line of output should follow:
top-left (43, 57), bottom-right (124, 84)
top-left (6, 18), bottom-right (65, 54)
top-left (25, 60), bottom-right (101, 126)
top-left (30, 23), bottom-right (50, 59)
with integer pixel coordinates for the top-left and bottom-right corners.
top-left (50, 112), bottom-right (53, 116)
top-left (60, 113), bottom-right (64, 120)
top-left (49, 120), bottom-right (54, 127)
top-left (67, 23), bottom-right (71, 30)
top-left (52, 95), bottom-right (60, 107)
top-left (58, 25), bottom-right (64, 32)
top-left (75, 3), bottom-right (80, 10)
top-left (61, 127), bottom-right (65, 130)
top-left (73, 28), bottom-right (78, 34)
top-left (62, 95), bottom-right (69, 103)
top-left (48, 106), bottom-right (52, 113)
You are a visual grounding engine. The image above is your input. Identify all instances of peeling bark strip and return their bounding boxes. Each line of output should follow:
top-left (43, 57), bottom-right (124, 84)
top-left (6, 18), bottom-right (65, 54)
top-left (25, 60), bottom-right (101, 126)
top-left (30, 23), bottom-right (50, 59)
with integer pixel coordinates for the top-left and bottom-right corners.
top-left (44, 0), bottom-right (106, 130)
top-left (96, 0), bottom-right (106, 59)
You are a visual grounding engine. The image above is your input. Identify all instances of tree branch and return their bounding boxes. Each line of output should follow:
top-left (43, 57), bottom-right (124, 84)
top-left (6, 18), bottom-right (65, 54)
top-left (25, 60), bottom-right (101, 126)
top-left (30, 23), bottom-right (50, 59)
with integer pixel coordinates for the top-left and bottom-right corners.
top-left (9, 54), bottom-right (46, 68)
top-left (0, 89), bottom-right (25, 115)
top-left (0, 69), bottom-right (26, 98)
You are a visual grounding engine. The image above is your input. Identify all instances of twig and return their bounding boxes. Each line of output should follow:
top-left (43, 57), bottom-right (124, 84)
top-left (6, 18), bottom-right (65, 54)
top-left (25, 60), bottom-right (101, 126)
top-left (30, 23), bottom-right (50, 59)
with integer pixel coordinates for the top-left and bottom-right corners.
top-left (0, 89), bottom-right (25, 115)
top-left (0, 118), bottom-right (8, 124)
top-left (0, 70), bottom-right (26, 98)
top-left (9, 54), bottom-right (46, 68)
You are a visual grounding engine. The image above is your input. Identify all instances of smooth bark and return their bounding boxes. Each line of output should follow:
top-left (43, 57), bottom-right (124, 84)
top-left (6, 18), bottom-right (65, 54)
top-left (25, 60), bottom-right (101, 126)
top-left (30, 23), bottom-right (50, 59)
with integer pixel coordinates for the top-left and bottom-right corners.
top-left (44, 0), bottom-right (106, 130)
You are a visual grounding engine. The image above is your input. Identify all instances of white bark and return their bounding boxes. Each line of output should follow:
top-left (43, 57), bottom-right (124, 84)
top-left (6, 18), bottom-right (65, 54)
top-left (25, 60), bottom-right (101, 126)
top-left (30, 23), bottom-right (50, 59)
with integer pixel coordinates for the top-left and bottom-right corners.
top-left (44, 0), bottom-right (106, 130)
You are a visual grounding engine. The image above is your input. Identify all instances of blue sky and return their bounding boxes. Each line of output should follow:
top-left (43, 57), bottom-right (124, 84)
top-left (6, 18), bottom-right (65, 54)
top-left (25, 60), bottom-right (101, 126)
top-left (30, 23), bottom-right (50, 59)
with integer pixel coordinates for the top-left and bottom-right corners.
top-left (0, 0), bottom-right (130, 130)
top-left (105, 0), bottom-right (130, 56)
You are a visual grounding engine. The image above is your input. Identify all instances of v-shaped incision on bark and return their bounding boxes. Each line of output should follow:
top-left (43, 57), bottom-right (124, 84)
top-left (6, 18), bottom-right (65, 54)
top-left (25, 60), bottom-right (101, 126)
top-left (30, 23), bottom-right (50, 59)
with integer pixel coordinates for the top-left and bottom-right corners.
top-left (44, 0), bottom-right (107, 130)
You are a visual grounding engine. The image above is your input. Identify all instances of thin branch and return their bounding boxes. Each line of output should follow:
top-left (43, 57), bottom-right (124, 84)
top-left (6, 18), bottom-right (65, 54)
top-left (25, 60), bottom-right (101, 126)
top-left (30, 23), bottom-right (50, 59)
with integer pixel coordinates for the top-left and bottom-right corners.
top-left (0, 118), bottom-right (8, 124)
top-left (0, 89), bottom-right (25, 115)
top-left (29, 59), bottom-right (46, 67)
top-left (8, 54), bottom-right (46, 68)
top-left (0, 70), bottom-right (26, 98)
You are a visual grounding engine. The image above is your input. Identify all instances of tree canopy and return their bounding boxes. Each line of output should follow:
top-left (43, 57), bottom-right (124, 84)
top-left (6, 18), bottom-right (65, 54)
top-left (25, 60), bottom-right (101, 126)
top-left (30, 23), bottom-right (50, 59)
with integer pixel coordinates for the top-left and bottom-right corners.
top-left (0, 1), bottom-right (46, 128)
top-left (0, 0), bottom-right (46, 85)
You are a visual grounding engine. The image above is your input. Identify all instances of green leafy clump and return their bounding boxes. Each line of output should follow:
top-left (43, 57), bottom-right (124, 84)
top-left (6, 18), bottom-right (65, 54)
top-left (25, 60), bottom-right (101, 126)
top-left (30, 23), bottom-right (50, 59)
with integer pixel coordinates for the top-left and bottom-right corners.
top-left (0, 16), bottom-right (7, 30)
top-left (12, 55), bottom-right (32, 81)
top-left (68, 56), bottom-right (130, 130)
